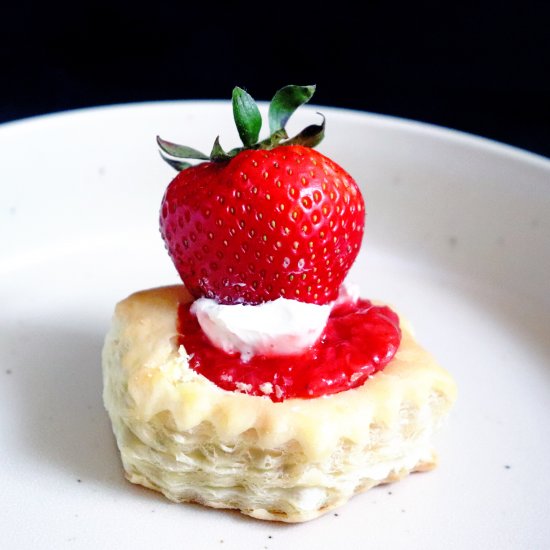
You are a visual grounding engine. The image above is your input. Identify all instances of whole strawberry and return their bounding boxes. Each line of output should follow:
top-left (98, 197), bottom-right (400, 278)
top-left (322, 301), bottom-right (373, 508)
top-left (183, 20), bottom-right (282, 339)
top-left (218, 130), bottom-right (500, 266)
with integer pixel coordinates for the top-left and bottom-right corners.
top-left (158, 85), bottom-right (365, 305)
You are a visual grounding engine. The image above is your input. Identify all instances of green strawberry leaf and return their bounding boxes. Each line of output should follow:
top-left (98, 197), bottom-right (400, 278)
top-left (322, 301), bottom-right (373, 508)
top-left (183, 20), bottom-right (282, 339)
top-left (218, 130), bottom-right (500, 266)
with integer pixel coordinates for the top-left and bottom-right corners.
top-left (158, 151), bottom-right (192, 171)
top-left (268, 85), bottom-right (316, 134)
top-left (157, 136), bottom-right (209, 160)
top-left (257, 128), bottom-right (289, 150)
top-left (156, 84), bottom-right (324, 170)
top-left (284, 113), bottom-right (325, 148)
top-left (210, 136), bottom-right (232, 162)
top-left (232, 87), bottom-right (262, 148)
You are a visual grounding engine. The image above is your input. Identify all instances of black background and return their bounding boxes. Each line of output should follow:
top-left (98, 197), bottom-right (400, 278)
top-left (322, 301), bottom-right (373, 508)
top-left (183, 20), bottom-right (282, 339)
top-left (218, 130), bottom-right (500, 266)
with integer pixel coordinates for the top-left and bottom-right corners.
top-left (2, 1), bottom-right (549, 157)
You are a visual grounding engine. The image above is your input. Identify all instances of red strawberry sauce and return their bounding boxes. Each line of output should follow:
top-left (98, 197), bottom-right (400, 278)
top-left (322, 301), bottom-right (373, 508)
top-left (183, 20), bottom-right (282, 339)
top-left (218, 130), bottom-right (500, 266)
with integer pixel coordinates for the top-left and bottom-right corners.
top-left (177, 297), bottom-right (401, 402)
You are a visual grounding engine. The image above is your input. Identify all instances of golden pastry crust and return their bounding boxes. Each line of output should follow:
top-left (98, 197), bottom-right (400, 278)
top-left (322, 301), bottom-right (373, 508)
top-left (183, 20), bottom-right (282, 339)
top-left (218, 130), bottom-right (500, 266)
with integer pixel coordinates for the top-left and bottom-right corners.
top-left (102, 285), bottom-right (456, 522)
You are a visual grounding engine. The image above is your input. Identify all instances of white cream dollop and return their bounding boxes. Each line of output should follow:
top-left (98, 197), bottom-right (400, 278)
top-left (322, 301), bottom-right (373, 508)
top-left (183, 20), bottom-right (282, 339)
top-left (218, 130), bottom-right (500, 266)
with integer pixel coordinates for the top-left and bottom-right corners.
top-left (190, 297), bottom-right (332, 362)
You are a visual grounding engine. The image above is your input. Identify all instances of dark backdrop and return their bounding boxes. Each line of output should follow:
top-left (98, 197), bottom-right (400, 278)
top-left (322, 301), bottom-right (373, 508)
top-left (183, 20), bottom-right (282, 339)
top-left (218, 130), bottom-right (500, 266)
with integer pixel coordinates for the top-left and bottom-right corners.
top-left (2, 2), bottom-right (549, 157)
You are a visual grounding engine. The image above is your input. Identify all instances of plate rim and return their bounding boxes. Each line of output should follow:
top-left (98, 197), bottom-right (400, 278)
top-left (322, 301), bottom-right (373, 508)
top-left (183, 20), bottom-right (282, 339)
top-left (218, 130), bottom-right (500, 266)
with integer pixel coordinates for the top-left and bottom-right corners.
top-left (1, 100), bottom-right (549, 171)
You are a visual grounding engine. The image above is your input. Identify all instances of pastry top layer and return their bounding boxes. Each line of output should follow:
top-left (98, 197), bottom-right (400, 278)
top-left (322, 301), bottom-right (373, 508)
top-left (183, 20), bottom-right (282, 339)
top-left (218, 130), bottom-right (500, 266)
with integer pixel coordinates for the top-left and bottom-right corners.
top-left (103, 285), bottom-right (457, 461)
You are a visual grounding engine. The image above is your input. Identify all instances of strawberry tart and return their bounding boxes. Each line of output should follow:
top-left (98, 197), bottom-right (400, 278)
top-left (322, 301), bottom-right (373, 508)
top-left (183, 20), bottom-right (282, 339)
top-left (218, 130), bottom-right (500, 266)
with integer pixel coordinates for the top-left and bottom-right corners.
top-left (102, 85), bottom-right (456, 522)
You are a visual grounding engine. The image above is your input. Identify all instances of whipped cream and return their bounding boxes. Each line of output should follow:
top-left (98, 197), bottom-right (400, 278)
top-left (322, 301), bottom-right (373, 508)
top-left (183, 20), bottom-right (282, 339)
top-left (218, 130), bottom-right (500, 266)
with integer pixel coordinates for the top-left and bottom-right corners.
top-left (190, 297), bottom-right (332, 362)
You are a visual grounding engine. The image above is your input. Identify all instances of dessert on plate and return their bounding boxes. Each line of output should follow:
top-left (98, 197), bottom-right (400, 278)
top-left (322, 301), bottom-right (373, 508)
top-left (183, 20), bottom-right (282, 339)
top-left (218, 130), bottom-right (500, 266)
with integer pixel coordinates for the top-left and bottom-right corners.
top-left (102, 85), bottom-right (457, 522)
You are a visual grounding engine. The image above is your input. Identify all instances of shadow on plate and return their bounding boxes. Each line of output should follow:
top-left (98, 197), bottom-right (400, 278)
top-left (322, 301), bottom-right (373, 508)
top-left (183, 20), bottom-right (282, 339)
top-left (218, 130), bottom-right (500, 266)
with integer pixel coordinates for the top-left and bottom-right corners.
top-left (3, 324), bottom-right (124, 488)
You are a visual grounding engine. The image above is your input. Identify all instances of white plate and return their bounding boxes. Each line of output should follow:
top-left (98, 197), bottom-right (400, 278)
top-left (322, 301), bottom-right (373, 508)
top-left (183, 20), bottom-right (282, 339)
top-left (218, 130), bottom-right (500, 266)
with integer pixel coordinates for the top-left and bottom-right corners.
top-left (1, 102), bottom-right (549, 549)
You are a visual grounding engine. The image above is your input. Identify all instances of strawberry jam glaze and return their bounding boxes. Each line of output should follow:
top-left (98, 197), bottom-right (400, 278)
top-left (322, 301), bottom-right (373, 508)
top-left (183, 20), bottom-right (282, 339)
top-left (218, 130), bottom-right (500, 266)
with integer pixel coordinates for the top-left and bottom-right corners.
top-left (177, 298), bottom-right (401, 402)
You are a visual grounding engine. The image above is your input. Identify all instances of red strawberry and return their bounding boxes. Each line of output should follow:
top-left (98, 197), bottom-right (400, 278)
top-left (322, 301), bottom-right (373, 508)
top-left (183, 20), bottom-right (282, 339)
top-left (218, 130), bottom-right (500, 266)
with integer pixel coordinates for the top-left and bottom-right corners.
top-left (158, 85), bottom-right (365, 305)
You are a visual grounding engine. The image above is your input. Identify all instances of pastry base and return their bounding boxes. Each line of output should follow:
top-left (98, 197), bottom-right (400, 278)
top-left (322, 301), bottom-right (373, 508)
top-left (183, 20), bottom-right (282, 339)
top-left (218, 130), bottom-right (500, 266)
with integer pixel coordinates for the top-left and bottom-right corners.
top-left (102, 285), bottom-right (456, 522)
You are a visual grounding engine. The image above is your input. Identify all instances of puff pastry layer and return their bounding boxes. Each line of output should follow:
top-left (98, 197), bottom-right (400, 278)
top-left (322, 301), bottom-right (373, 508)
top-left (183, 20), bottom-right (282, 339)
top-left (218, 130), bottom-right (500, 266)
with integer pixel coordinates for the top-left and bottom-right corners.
top-left (102, 285), bottom-right (456, 522)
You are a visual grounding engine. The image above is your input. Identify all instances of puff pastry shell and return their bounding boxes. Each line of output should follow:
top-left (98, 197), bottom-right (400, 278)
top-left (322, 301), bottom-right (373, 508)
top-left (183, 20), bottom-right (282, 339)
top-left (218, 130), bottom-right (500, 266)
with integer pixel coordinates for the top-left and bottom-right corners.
top-left (102, 285), bottom-right (456, 522)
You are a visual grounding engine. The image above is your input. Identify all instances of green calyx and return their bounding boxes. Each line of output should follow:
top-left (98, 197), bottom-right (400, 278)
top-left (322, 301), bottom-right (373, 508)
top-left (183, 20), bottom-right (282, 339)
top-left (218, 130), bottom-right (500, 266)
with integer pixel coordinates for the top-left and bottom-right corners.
top-left (157, 84), bottom-right (325, 171)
